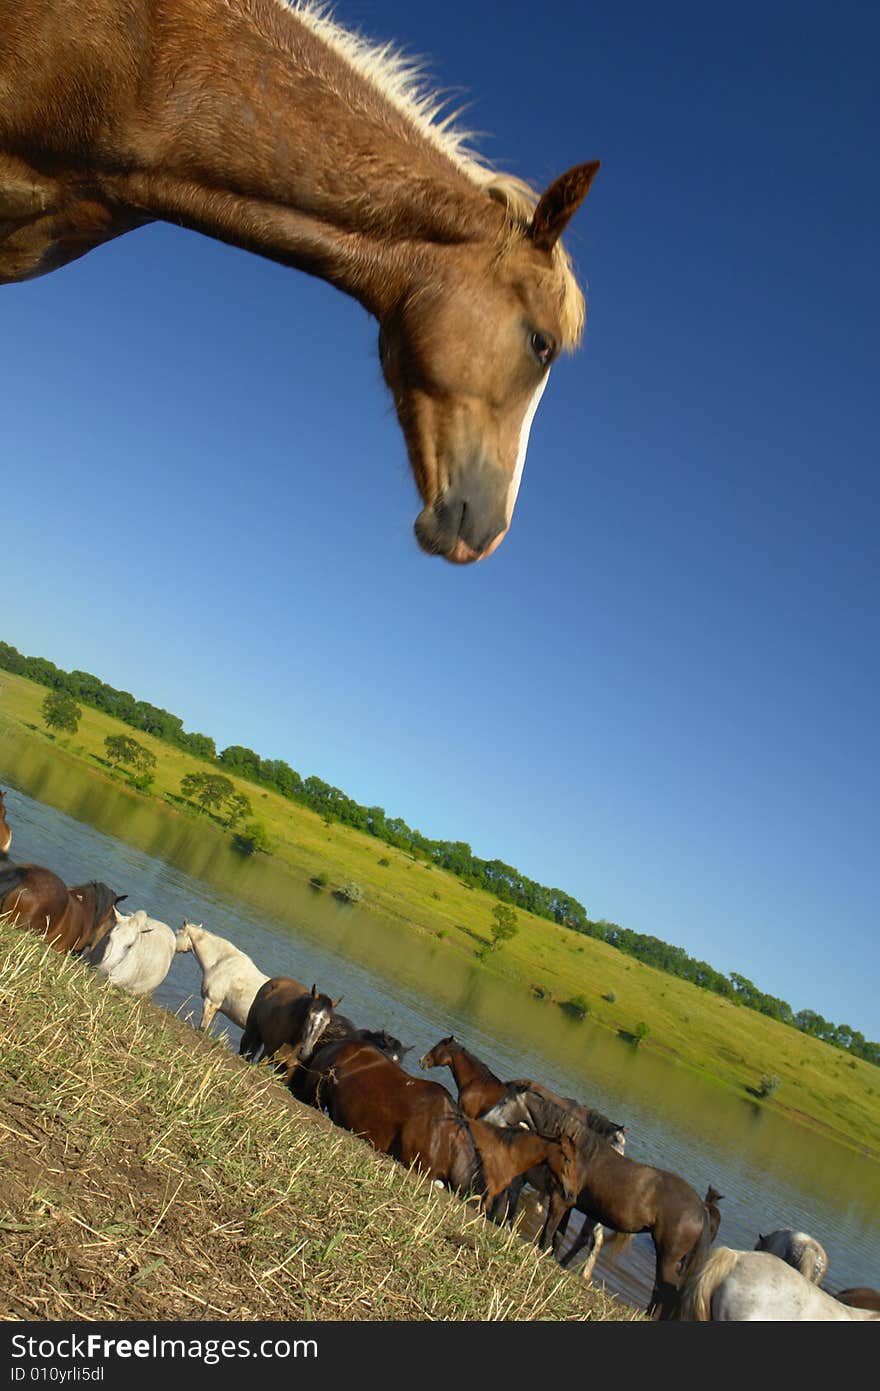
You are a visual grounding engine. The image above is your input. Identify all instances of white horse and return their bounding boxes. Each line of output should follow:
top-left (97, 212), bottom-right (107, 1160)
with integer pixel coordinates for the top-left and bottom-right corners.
top-left (679, 1248), bottom-right (880, 1321)
top-left (755, 1229), bottom-right (829, 1285)
top-left (175, 920), bottom-right (268, 1032)
top-left (88, 907), bottom-right (176, 996)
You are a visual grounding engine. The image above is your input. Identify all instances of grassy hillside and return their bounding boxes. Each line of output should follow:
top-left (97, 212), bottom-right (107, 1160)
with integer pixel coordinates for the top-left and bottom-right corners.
top-left (1, 668), bottom-right (878, 1158)
top-left (0, 923), bottom-right (635, 1321)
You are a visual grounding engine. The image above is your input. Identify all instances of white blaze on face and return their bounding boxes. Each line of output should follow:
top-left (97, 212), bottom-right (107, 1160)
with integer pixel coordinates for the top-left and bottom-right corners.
top-left (505, 373), bottom-right (550, 526)
top-left (302, 1004), bottom-right (332, 1060)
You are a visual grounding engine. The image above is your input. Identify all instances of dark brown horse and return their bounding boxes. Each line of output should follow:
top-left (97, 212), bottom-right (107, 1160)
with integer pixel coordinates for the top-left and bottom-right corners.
top-left (556, 1168), bottom-right (722, 1285)
top-left (0, 861), bottom-right (125, 953)
top-left (0, 1), bottom-right (599, 564)
top-left (240, 978), bottom-right (340, 1070)
top-left (240, 973), bottom-right (404, 1068)
top-left (419, 1036), bottom-right (509, 1118)
top-left (304, 1038), bottom-right (485, 1198)
top-left (319, 1013), bottom-right (410, 1064)
top-left (538, 1126), bottom-right (714, 1319)
top-left (0, 789), bottom-right (11, 856)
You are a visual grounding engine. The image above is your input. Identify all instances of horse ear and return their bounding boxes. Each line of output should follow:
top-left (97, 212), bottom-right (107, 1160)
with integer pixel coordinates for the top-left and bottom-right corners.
top-left (530, 161), bottom-right (600, 253)
top-left (115, 894), bottom-right (128, 904)
top-left (310, 983), bottom-right (317, 998)
top-left (331, 995), bottom-right (343, 1008)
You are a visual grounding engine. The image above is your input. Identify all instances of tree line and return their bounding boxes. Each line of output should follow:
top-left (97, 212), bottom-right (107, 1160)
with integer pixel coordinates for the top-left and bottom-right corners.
top-left (2, 637), bottom-right (876, 1068)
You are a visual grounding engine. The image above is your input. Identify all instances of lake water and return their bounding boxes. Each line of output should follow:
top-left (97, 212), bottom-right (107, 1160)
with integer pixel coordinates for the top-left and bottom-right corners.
top-left (2, 778), bottom-right (879, 1312)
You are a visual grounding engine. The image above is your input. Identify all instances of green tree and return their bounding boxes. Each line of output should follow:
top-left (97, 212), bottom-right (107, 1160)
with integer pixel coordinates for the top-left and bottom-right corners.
top-left (232, 820), bottom-right (272, 855)
top-left (225, 791), bottom-right (253, 827)
top-left (42, 689), bottom-right (81, 735)
top-left (104, 733), bottom-right (156, 775)
top-left (489, 902), bottom-right (518, 950)
top-left (755, 1073), bottom-right (781, 1098)
top-left (179, 771), bottom-right (234, 815)
top-left (337, 881), bottom-right (364, 903)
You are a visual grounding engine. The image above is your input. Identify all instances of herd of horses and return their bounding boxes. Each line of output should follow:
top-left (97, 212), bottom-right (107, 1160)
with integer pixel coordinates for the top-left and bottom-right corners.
top-left (2, 788), bottom-right (878, 1322)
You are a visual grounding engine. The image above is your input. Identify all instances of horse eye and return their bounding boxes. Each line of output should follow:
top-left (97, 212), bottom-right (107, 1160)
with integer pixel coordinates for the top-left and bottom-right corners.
top-left (530, 330), bottom-right (555, 366)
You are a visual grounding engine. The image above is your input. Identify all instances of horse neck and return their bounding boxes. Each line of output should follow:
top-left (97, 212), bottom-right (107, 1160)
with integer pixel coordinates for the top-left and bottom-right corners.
top-left (449, 1046), bottom-right (499, 1091)
top-left (185, 926), bottom-right (224, 970)
top-left (498, 1129), bottom-right (559, 1184)
top-left (102, 0), bottom-right (504, 318)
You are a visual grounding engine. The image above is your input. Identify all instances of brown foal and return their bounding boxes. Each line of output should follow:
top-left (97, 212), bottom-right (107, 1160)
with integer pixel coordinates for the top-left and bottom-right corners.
top-left (0, 1), bottom-right (599, 563)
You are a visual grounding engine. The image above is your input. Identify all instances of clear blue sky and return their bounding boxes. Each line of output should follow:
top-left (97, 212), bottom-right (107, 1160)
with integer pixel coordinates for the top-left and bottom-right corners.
top-left (2, 1), bottom-right (878, 1035)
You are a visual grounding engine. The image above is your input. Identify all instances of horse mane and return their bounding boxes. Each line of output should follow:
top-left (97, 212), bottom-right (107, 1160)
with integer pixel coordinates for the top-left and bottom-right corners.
top-left (490, 1125), bottom-right (559, 1151)
top-left (318, 1014), bottom-right (402, 1058)
top-left (358, 1027), bottom-right (403, 1055)
top-left (272, 2), bottom-right (585, 347)
top-left (504, 1082), bottom-right (622, 1150)
top-left (84, 881), bottom-right (118, 929)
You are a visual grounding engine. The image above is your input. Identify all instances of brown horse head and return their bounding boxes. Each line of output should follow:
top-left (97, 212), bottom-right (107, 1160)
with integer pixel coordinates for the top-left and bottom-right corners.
top-left (380, 164), bottom-right (600, 563)
top-left (74, 884), bottom-right (127, 953)
top-left (419, 1035), bottom-right (458, 1069)
top-left (546, 1132), bottom-right (580, 1203)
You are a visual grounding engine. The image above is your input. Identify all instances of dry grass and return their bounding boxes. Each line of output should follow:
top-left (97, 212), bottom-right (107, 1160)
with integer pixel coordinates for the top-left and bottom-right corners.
top-left (0, 922), bottom-right (638, 1323)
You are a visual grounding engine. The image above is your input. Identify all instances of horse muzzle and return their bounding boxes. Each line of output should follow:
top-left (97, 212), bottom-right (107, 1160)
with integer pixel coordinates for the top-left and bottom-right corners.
top-left (414, 465), bottom-right (511, 564)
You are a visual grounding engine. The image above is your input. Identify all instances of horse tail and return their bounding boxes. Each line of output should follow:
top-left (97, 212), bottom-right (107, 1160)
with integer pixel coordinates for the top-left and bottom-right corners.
top-left (447, 1110), bottom-right (486, 1201)
top-left (670, 1205), bottom-right (715, 1318)
top-left (678, 1245), bottom-right (739, 1321)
